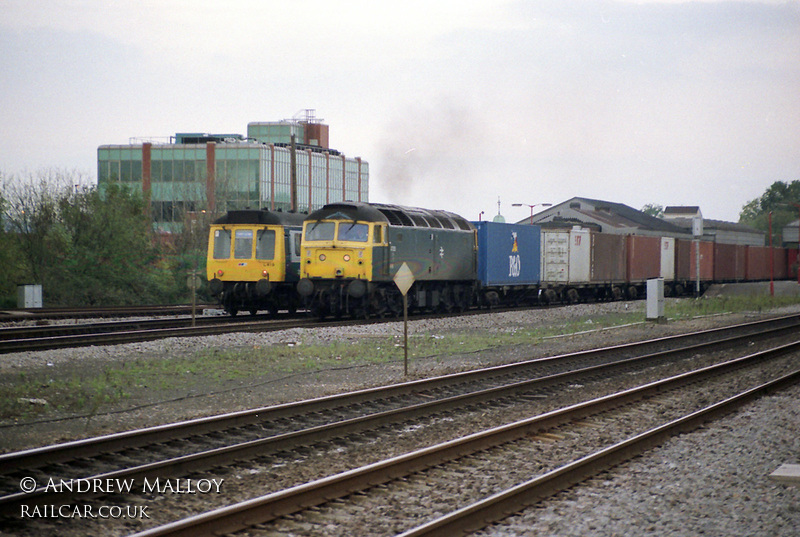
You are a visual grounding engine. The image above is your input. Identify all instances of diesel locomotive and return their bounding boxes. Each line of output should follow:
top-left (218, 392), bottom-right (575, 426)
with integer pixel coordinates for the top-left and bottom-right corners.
top-left (206, 209), bottom-right (306, 316)
top-left (296, 202), bottom-right (477, 318)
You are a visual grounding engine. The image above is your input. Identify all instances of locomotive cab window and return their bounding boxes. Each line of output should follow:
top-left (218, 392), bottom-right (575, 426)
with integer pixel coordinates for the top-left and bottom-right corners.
top-left (373, 225), bottom-right (383, 244)
top-left (338, 222), bottom-right (369, 242)
top-left (213, 229), bottom-right (231, 259)
top-left (256, 229), bottom-right (275, 260)
top-left (305, 221), bottom-right (335, 241)
top-left (234, 229), bottom-right (254, 259)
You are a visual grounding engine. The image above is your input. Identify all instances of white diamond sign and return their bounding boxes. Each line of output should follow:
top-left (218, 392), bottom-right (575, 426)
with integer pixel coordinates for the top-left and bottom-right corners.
top-left (393, 262), bottom-right (415, 296)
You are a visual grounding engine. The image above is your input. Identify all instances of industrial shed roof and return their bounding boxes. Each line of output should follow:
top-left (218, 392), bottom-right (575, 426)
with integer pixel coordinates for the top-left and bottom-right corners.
top-left (525, 197), bottom-right (689, 237)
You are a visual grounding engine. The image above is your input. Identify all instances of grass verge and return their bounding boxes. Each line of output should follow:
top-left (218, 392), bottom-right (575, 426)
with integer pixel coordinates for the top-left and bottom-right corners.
top-left (2, 295), bottom-right (799, 422)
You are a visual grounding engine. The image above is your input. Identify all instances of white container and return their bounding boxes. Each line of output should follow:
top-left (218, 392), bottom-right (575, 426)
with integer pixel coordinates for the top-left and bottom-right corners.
top-left (17, 284), bottom-right (43, 308)
top-left (660, 237), bottom-right (675, 280)
top-left (541, 231), bottom-right (569, 283)
top-left (568, 228), bottom-right (591, 283)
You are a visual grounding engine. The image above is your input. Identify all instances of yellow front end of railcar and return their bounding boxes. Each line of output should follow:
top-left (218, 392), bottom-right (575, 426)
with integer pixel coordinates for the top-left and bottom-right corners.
top-left (206, 224), bottom-right (287, 287)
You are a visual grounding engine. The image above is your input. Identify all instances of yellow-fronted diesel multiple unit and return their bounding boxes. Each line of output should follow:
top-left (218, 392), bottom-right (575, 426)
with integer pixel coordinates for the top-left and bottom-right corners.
top-left (206, 209), bottom-right (306, 316)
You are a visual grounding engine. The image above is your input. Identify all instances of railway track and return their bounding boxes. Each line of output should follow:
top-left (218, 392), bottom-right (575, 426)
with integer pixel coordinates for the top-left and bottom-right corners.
top-left (0, 305), bottom-right (215, 321)
top-left (129, 338), bottom-right (800, 537)
top-left (0, 303), bottom-right (521, 354)
top-left (1, 314), bottom-right (798, 534)
top-left (0, 314), bottom-right (347, 354)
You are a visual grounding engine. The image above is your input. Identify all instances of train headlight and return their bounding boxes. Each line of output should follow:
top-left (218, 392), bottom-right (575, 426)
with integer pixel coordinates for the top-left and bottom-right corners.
top-left (216, 270), bottom-right (224, 276)
top-left (343, 254), bottom-right (351, 262)
top-left (319, 254), bottom-right (327, 261)
top-left (261, 270), bottom-right (269, 277)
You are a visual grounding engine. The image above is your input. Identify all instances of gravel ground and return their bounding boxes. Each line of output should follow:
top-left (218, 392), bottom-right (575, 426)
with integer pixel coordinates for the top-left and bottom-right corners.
top-left (480, 383), bottom-right (800, 537)
top-left (1, 297), bottom-right (799, 537)
top-left (1, 300), bottom-right (701, 451)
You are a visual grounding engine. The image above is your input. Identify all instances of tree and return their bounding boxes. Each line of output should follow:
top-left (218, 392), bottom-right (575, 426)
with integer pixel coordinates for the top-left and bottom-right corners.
top-left (739, 180), bottom-right (800, 244)
top-left (0, 175), bottom-right (27, 306)
top-left (1, 169), bottom-right (183, 306)
top-left (641, 203), bottom-right (664, 218)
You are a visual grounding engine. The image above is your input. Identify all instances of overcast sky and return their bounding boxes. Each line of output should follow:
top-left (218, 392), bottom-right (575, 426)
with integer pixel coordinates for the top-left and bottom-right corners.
top-left (2, 0), bottom-right (799, 223)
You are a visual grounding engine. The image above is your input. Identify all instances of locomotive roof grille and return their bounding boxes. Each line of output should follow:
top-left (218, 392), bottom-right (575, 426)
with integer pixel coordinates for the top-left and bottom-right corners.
top-left (423, 215), bottom-right (442, 228)
top-left (409, 214), bottom-right (429, 227)
top-left (306, 202), bottom-right (474, 231)
top-left (433, 213), bottom-right (455, 229)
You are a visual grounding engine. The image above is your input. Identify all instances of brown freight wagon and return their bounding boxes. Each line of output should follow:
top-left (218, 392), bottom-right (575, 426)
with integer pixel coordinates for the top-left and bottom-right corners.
top-left (787, 248), bottom-right (799, 280)
top-left (676, 239), bottom-right (714, 282)
top-left (745, 245), bottom-right (788, 281)
top-left (774, 248), bottom-right (789, 279)
top-left (744, 246), bottom-right (769, 281)
top-left (713, 243), bottom-right (747, 282)
top-left (591, 233), bottom-right (627, 283)
top-left (626, 235), bottom-right (662, 282)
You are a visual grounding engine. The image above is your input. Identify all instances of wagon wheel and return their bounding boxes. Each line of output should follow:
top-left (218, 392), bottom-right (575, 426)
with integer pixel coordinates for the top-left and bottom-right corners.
top-left (566, 288), bottom-right (580, 304)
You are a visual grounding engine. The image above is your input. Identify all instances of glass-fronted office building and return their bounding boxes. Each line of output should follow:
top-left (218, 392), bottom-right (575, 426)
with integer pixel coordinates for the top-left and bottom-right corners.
top-left (98, 117), bottom-right (368, 231)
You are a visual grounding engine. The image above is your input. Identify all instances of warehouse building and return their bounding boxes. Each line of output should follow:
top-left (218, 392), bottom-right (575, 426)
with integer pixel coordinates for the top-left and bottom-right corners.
top-left (97, 111), bottom-right (369, 231)
top-left (524, 197), bottom-right (765, 246)
top-left (525, 197), bottom-right (691, 238)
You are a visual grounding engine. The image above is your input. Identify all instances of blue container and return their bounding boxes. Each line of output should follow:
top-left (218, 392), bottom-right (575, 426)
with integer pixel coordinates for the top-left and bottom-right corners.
top-left (473, 221), bottom-right (541, 286)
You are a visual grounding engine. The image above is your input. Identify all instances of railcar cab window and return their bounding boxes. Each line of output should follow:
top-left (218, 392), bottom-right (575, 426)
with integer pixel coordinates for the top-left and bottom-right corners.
top-left (234, 229), bottom-right (254, 259)
top-left (213, 229), bottom-right (231, 259)
top-left (338, 222), bottom-right (369, 242)
top-left (256, 229), bottom-right (276, 260)
top-left (305, 221), bottom-right (335, 241)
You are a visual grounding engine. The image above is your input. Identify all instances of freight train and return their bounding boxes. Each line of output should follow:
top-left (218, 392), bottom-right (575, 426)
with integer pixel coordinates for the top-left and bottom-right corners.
top-left (206, 202), bottom-right (798, 317)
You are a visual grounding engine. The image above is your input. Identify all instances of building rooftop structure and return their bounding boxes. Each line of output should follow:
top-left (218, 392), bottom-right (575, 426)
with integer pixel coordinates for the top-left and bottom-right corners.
top-left (664, 206), bottom-right (764, 246)
top-left (98, 110), bottom-right (368, 232)
top-left (782, 219), bottom-right (799, 248)
top-left (524, 197), bottom-right (690, 238)
top-left (523, 197), bottom-right (765, 246)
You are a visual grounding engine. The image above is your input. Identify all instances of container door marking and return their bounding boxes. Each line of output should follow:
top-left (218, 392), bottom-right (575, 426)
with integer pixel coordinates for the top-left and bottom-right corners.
top-left (509, 231), bottom-right (521, 278)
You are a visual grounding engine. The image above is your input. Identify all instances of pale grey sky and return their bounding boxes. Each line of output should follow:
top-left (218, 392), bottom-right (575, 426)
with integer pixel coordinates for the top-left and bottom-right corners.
top-left (2, 0), bottom-right (798, 223)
